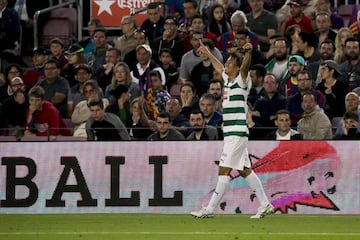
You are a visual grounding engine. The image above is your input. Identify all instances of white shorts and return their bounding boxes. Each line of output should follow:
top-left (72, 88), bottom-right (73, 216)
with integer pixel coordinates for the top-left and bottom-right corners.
top-left (219, 136), bottom-right (250, 170)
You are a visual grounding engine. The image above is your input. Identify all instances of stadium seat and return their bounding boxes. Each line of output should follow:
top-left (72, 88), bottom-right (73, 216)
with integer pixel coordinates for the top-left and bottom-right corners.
top-left (170, 84), bottom-right (182, 100)
top-left (40, 8), bottom-right (77, 48)
top-left (0, 25), bottom-right (25, 72)
top-left (337, 4), bottom-right (359, 26)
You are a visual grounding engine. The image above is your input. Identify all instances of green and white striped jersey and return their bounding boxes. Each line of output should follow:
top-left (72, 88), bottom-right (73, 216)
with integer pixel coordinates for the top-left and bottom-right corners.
top-left (221, 71), bottom-right (251, 138)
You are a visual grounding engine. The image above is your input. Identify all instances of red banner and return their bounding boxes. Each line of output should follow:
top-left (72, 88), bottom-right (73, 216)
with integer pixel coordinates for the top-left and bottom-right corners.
top-left (91, 0), bottom-right (159, 28)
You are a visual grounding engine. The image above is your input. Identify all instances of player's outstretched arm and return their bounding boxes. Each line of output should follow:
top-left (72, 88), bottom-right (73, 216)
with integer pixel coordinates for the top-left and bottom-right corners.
top-left (198, 40), bottom-right (224, 74)
top-left (240, 37), bottom-right (252, 81)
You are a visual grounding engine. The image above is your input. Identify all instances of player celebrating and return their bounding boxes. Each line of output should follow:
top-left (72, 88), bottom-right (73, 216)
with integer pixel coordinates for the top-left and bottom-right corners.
top-left (190, 38), bottom-right (274, 219)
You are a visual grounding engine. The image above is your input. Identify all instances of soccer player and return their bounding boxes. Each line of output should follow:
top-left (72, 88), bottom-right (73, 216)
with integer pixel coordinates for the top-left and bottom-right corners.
top-left (190, 38), bottom-right (274, 219)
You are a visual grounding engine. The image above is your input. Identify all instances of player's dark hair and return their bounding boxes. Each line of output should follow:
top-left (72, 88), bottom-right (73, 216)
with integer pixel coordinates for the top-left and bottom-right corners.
top-left (157, 111), bottom-right (172, 122)
top-left (343, 111), bottom-right (359, 122)
top-left (87, 98), bottom-right (104, 109)
top-left (275, 109), bottom-right (290, 119)
top-left (209, 79), bottom-right (224, 89)
top-left (190, 109), bottom-right (205, 118)
top-left (250, 64), bottom-right (266, 78)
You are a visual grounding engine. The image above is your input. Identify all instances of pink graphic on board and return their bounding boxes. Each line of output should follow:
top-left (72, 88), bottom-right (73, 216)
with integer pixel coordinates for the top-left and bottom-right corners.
top-left (198, 141), bottom-right (341, 214)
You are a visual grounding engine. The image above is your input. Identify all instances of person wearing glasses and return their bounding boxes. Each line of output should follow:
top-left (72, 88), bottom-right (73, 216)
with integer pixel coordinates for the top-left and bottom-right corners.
top-left (287, 70), bottom-right (325, 126)
top-left (114, 16), bottom-right (137, 58)
top-left (35, 59), bottom-right (70, 118)
top-left (153, 15), bottom-right (184, 67)
top-left (265, 37), bottom-right (290, 85)
top-left (1, 76), bottom-right (28, 137)
top-left (62, 43), bottom-right (87, 87)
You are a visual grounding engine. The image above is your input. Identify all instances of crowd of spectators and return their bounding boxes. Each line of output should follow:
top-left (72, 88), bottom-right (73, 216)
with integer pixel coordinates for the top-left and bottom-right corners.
top-left (1, 0), bottom-right (360, 141)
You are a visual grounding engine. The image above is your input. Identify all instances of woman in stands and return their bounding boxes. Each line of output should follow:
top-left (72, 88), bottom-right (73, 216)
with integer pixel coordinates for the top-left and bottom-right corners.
top-left (334, 27), bottom-right (353, 64)
top-left (0, 64), bottom-right (23, 104)
top-left (104, 62), bottom-right (140, 103)
top-left (62, 43), bottom-right (88, 87)
top-left (71, 80), bottom-right (109, 137)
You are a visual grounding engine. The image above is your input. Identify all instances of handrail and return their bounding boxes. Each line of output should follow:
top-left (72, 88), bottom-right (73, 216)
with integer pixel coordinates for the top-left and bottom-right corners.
top-left (131, 1), bottom-right (165, 16)
top-left (33, 0), bottom-right (82, 48)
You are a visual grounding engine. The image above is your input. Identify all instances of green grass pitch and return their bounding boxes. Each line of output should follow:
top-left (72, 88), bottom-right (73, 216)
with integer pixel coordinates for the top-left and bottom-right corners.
top-left (0, 214), bottom-right (359, 240)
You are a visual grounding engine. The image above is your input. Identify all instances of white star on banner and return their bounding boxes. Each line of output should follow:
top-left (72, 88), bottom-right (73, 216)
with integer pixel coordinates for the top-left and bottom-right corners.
top-left (94, 0), bottom-right (116, 16)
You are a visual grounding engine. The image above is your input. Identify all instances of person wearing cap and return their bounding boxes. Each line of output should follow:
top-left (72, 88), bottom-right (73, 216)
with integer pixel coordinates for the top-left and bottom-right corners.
top-left (316, 60), bottom-right (347, 120)
top-left (49, 37), bottom-right (67, 73)
top-left (86, 98), bottom-right (130, 141)
top-left (113, 16), bottom-right (137, 58)
top-left (307, 39), bottom-right (335, 86)
top-left (87, 27), bottom-right (113, 74)
top-left (279, 55), bottom-right (305, 98)
top-left (23, 47), bottom-right (49, 89)
top-left (280, 0), bottom-right (313, 35)
top-left (123, 29), bottom-right (149, 72)
top-left (1, 76), bottom-right (28, 137)
top-left (140, 2), bottom-right (165, 46)
top-left (287, 70), bottom-right (325, 126)
top-left (62, 43), bottom-right (87, 87)
top-left (105, 84), bottom-right (132, 128)
top-left (276, 0), bottom-right (317, 28)
top-left (130, 44), bottom-right (166, 99)
top-left (152, 15), bottom-right (184, 67)
top-left (67, 64), bottom-right (93, 116)
top-left (36, 58), bottom-right (70, 118)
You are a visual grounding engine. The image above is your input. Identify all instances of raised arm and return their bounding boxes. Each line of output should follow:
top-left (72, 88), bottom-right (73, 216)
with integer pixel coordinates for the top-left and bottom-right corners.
top-left (198, 40), bottom-right (224, 74)
top-left (240, 40), bottom-right (253, 81)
